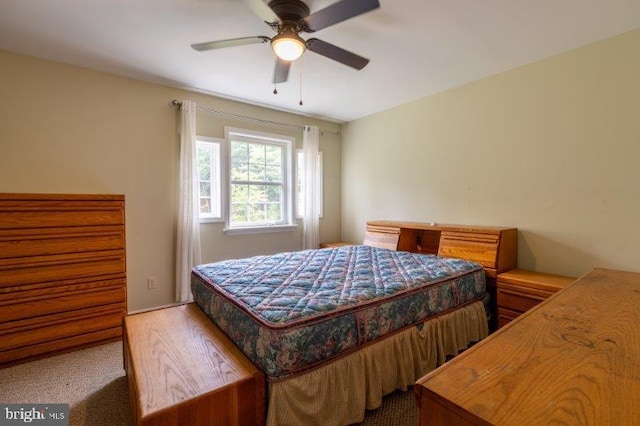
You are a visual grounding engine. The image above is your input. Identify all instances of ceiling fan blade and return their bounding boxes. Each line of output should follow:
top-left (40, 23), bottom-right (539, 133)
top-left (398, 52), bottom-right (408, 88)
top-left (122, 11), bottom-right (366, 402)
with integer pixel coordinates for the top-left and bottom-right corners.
top-left (191, 36), bottom-right (270, 52)
top-left (245, 0), bottom-right (280, 24)
top-left (273, 58), bottom-right (291, 84)
top-left (306, 38), bottom-right (369, 70)
top-left (304, 0), bottom-right (380, 32)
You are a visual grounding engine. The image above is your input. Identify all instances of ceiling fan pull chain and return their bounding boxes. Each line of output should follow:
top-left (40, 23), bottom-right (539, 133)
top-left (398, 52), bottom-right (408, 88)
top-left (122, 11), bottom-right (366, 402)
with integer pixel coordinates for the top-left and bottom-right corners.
top-left (273, 83), bottom-right (278, 95)
top-left (299, 57), bottom-right (304, 106)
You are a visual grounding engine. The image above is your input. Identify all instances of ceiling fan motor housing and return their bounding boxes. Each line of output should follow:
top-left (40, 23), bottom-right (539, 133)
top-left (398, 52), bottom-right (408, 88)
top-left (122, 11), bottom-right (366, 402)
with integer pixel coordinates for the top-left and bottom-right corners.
top-left (268, 0), bottom-right (310, 25)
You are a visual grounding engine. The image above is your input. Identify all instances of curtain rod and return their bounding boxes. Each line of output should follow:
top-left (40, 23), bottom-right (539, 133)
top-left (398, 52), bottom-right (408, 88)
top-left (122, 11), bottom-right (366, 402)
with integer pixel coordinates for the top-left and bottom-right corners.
top-left (170, 100), bottom-right (340, 137)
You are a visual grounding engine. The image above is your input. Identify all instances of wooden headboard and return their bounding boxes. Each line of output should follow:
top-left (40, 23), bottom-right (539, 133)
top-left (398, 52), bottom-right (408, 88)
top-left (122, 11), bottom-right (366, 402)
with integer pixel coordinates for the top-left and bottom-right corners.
top-left (364, 220), bottom-right (518, 278)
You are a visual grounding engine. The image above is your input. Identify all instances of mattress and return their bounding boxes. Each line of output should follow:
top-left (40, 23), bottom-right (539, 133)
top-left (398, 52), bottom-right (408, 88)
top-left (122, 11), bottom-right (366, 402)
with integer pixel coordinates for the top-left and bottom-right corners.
top-left (191, 245), bottom-right (486, 381)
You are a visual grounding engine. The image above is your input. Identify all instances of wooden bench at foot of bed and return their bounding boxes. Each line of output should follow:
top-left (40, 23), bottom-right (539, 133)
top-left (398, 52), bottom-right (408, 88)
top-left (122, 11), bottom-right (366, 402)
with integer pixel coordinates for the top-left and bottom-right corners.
top-left (123, 303), bottom-right (265, 426)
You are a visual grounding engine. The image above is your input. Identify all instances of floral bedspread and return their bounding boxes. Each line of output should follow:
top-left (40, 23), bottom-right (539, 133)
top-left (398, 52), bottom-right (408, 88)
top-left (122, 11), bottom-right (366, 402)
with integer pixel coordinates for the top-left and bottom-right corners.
top-left (191, 245), bottom-right (485, 381)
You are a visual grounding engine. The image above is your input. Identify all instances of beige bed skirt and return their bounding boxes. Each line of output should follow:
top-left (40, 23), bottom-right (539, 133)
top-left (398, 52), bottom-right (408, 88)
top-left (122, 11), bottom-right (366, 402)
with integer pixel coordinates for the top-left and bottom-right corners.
top-left (267, 300), bottom-right (489, 426)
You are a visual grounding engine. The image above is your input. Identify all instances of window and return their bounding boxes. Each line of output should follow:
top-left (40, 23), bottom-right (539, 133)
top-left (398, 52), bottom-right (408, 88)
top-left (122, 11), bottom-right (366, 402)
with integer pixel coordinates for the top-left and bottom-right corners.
top-left (225, 127), bottom-right (295, 233)
top-left (196, 137), bottom-right (222, 222)
top-left (296, 150), bottom-right (323, 218)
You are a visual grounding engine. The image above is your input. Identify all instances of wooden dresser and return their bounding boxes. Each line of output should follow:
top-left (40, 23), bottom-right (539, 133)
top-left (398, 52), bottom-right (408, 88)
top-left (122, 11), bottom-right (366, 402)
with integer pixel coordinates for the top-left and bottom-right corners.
top-left (415, 268), bottom-right (640, 425)
top-left (365, 220), bottom-right (518, 326)
top-left (0, 193), bottom-right (127, 365)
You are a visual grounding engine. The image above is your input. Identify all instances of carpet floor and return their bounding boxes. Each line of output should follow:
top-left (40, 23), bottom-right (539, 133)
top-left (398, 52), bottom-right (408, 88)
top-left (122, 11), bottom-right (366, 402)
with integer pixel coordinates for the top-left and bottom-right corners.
top-left (0, 342), bottom-right (418, 425)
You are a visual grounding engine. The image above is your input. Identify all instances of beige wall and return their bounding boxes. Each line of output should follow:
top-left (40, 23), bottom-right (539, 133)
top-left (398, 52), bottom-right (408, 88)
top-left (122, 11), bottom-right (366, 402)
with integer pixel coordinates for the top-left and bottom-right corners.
top-left (341, 29), bottom-right (640, 278)
top-left (0, 50), bottom-right (341, 312)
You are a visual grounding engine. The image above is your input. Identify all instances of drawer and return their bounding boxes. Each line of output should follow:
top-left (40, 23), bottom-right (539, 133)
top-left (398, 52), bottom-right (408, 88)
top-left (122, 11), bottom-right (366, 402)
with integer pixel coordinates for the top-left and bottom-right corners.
top-left (0, 232), bottom-right (124, 259)
top-left (438, 232), bottom-right (499, 268)
top-left (0, 277), bottom-right (124, 298)
top-left (0, 284), bottom-right (126, 322)
top-left (0, 305), bottom-right (125, 351)
top-left (0, 199), bottom-right (124, 230)
top-left (0, 252), bottom-right (125, 288)
top-left (498, 308), bottom-right (520, 328)
top-left (0, 209), bottom-right (123, 230)
top-left (0, 327), bottom-right (123, 365)
top-left (497, 286), bottom-right (550, 314)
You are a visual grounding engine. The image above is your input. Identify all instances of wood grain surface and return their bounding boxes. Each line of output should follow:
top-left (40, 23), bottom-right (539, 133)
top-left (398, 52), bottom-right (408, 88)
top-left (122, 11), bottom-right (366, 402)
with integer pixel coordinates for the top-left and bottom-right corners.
top-left (124, 303), bottom-right (265, 426)
top-left (416, 268), bottom-right (640, 425)
top-left (0, 193), bottom-right (127, 366)
top-left (365, 220), bottom-right (518, 278)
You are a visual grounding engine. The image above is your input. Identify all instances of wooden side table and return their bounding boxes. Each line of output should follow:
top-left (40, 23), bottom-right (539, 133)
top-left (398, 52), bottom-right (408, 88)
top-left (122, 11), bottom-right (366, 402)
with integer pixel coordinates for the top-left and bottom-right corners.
top-left (319, 242), bottom-right (354, 248)
top-left (497, 269), bottom-right (576, 328)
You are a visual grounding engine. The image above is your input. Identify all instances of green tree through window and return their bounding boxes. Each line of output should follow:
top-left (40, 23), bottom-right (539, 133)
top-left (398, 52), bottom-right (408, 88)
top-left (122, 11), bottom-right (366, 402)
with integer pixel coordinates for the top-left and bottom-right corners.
top-left (227, 129), bottom-right (293, 229)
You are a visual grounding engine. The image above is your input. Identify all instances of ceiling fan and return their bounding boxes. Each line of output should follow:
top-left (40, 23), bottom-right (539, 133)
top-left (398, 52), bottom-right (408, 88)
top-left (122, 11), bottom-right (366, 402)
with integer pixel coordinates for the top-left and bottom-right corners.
top-left (191, 0), bottom-right (381, 84)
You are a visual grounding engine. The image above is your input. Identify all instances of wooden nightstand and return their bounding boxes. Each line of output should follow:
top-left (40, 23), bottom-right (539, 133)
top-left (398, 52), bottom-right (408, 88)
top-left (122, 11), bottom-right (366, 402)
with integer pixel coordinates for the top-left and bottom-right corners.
top-left (319, 242), bottom-right (353, 248)
top-left (497, 269), bottom-right (575, 328)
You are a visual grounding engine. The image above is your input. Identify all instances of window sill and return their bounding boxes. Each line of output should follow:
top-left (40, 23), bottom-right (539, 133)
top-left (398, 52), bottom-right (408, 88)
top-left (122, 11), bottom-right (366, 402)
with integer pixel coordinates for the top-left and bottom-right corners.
top-left (223, 224), bottom-right (298, 235)
top-left (199, 217), bottom-right (224, 224)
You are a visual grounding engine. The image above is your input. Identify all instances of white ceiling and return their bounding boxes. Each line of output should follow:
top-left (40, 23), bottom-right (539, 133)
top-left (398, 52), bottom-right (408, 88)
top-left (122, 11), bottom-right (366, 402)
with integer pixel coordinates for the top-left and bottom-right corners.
top-left (1, 0), bottom-right (639, 122)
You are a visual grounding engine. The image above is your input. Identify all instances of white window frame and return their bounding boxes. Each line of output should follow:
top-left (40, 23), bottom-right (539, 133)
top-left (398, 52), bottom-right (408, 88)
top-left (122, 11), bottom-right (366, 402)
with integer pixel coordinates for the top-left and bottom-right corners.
top-left (196, 136), bottom-right (224, 223)
top-left (223, 127), bottom-right (297, 235)
top-left (296, 149), bottom-right (324, 219)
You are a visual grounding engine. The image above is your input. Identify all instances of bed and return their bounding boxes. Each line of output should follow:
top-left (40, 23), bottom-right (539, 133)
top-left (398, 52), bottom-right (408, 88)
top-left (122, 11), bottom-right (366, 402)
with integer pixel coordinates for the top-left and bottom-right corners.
top-left (191, 245), bottom-right (489, 425)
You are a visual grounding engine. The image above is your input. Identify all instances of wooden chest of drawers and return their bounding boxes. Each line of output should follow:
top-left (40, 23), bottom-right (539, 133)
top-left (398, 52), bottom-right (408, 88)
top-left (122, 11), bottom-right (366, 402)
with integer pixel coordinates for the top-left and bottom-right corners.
top-left (0, 193), bottom-right (127, 365)
top-left (497, 269), bottom-right (575, 328)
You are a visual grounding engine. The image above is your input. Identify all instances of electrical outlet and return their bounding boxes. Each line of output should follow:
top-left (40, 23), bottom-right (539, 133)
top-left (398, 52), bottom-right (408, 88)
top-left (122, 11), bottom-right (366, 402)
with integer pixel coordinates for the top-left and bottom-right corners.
top-left (146, 276), bottom-right (157, 290)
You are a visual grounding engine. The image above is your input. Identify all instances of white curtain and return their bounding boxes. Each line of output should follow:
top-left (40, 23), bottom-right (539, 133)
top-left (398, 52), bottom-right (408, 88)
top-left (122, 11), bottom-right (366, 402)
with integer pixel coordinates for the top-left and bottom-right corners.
top-left (176, 100), bottom-right (201, 303)
top-left (303, 125), bottom-right (320, 250)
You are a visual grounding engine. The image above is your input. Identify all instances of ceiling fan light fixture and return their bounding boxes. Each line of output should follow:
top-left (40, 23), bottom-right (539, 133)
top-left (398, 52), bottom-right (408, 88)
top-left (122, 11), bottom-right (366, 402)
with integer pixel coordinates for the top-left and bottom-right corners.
top-left (271, 30), bottom-right (306, 61)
